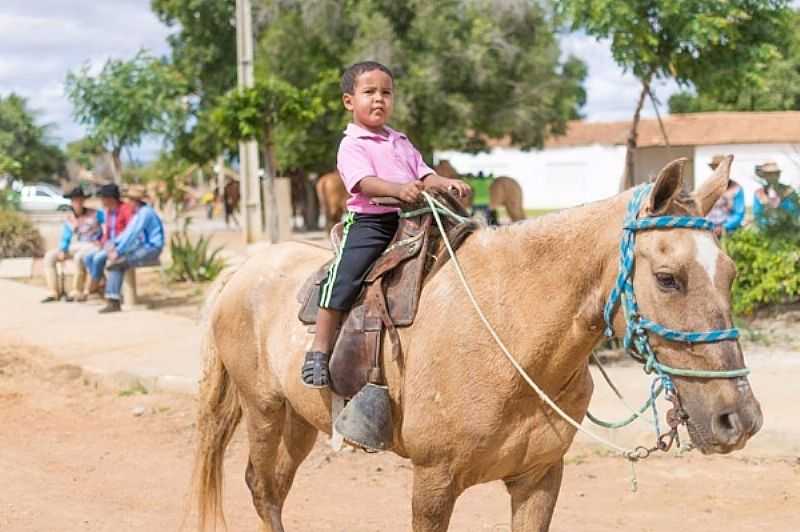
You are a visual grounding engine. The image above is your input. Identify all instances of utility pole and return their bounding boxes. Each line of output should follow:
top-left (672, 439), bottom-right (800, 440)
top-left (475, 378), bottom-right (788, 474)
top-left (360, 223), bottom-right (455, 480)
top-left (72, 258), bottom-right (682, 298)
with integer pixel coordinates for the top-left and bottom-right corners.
top-left (235, 0), bottom-right (262, 243)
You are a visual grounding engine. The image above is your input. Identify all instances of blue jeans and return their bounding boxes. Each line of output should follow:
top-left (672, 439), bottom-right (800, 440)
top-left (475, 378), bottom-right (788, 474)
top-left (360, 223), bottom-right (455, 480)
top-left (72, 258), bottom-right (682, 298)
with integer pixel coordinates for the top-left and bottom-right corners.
top-left (84, 249), bottom-right (108, 281)
top-left (105, 246), bottom-right (162, 300)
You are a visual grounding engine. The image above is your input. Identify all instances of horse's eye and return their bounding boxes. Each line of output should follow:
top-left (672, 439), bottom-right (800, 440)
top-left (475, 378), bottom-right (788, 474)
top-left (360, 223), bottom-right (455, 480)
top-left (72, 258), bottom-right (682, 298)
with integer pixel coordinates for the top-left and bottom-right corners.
top-left (655, 272), bottom-right (680, 291)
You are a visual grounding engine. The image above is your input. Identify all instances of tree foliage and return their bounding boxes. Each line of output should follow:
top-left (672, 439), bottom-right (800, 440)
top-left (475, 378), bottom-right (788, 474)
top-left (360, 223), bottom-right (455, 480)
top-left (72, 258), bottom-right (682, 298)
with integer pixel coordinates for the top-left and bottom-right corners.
top-left (65, 50), bottom-right (188, 181)
top-left (669, 9), bottom-right (800, 113)
top-left (211, 72), bottom-right (337, 172)
top-left (150, 0), bottom-right (238, 164)
top-left (65, 137), bottom-right (106, 170)
top-left (0, 94), bottom-right (65, 181)
top-left (154, 0), bottom-right (587, 172)
top-left (559, 0), bottom-right (794, 187)
top-left (341, 0), bottom-right (587, 159)
top-left (560, 1), bottom-right (791, 85)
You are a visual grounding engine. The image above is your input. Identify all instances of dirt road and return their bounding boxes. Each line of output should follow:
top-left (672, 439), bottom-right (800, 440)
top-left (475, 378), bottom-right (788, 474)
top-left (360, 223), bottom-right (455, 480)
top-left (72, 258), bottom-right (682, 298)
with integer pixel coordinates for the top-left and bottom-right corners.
top-left (1, 342), bottom-right (797, 532)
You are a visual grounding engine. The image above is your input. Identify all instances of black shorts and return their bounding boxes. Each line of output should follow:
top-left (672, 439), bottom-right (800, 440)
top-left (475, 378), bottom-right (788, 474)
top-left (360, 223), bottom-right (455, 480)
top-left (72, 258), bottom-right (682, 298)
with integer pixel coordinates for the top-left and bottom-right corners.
top-left (318, 211), bottom-right (399, 311)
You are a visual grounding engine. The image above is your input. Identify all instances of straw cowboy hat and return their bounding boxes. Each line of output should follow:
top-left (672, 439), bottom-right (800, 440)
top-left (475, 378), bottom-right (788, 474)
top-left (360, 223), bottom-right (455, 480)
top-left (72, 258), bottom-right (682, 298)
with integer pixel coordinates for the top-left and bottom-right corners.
top-left (708, 154), bottom-right (726, 169)
top-left (124, 184), bottom-right (148, 201)
top-left (756, 162), bottom-right (781, 176)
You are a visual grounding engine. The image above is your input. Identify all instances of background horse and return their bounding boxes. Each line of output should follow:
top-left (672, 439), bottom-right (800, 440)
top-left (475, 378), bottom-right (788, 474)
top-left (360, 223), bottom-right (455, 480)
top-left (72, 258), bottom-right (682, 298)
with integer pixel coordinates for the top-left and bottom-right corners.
top-left (192, 157), bottom-right (761, 531)
top-left (315, 170), bottom-right (347, 230)
top-left (434, 160), bottom-right (526, 222)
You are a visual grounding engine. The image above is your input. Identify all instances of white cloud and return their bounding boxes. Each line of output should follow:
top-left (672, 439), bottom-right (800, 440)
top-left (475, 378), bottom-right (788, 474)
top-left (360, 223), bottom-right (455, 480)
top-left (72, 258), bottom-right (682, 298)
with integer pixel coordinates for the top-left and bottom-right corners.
top-left (560, 32), bottom-right (681, 123)
top-left (1, 1), bottom-right (172, 148)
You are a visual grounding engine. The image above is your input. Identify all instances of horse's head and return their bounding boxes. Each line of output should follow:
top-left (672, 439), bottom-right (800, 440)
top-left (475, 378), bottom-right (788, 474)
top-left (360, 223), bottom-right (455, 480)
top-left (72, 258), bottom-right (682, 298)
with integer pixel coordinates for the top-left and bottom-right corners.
top-left (613, 156), bottom-right (762, 454)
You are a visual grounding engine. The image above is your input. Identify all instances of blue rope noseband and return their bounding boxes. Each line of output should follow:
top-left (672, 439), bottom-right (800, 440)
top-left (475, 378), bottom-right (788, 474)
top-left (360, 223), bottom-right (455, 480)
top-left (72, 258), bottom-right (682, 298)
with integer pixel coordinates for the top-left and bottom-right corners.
top-left (602, 184), bottom-right (750, 386)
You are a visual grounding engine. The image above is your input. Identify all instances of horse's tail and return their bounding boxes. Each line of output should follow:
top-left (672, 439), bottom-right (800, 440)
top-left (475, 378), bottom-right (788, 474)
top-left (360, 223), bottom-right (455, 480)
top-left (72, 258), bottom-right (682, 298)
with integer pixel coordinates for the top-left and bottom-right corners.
top-left (189, 266), bottom-right (243, 531)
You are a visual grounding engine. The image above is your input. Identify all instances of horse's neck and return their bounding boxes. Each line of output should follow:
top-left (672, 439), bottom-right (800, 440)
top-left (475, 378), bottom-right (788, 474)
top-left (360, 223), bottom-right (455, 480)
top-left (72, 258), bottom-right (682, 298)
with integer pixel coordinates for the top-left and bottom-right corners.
top-left (459, 194), bottom-right (628, 387)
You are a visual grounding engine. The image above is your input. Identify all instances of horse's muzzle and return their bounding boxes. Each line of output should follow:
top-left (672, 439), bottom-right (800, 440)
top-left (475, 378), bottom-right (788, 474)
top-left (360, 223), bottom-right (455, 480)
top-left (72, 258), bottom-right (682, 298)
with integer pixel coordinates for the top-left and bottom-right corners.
top-left (690, 396), bottom-right (763, 454)
top-left (709, 406), bottom-right (763, 452)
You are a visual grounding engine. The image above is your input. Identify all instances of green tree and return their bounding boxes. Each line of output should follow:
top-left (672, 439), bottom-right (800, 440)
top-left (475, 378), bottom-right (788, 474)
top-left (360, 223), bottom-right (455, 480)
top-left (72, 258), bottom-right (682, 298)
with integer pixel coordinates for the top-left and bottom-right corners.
top-left (366, 0), bottom-right (586, 159)
top-left (559, 0), bottom-right (794, 188)
top-left (211, 75), bottom-right (331, 175)
top-left (152, 0), bottom-right (586, 172)
top-left (256, 0), bottom-right (586, 164)
top-left (669, 9), bottom-right (800, 113)
top-left (0, 93), bottom-right (65, 182)
top-left (65, 137), bottom-right (105, 170)
top-left (65, 50), bottom-right (188, 182)
top-left (151, 0), bottom-right (237, 165)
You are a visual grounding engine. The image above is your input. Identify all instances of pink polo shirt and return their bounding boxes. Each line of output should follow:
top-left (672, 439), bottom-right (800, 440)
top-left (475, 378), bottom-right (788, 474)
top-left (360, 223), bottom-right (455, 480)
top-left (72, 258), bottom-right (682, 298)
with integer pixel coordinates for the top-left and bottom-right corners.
top-left (337, 123), bottom-right (434, 214)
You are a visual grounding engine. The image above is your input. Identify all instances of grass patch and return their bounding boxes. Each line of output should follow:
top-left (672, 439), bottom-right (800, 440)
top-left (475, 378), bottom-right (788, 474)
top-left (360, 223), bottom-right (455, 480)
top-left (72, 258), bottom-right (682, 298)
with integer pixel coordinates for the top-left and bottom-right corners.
top-left (118, 381), bottom-right (149, 397)
top-left (524, 208), bottom-right (559, 218)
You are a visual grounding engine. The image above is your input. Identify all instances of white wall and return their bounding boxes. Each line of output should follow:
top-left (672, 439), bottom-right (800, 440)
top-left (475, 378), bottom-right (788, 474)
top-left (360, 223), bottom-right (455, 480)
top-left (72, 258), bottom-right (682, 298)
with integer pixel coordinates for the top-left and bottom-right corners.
top-left (435, 144), bottom-right (627, 210)
top-left (636, 146), bottom-right (695, 188)
top-left (694, 144), bottom-right (800, 206)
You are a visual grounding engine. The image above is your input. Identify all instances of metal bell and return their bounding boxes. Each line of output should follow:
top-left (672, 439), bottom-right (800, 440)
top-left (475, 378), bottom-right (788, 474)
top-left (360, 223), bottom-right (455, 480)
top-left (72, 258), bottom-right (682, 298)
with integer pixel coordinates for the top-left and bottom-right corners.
top-left (334, 383), bottom-right (393, 451)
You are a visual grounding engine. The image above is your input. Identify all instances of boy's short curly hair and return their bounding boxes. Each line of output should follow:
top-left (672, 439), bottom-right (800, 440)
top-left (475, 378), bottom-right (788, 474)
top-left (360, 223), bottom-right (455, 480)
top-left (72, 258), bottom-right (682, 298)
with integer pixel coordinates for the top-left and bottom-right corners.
top-left (341, 61), bottom-right (394, 94)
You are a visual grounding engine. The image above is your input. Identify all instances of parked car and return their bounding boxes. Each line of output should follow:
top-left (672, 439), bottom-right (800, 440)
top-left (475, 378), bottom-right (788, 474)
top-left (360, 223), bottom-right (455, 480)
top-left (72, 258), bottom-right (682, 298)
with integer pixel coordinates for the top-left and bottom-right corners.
top-left (19, 184), bottom-right (70, 212)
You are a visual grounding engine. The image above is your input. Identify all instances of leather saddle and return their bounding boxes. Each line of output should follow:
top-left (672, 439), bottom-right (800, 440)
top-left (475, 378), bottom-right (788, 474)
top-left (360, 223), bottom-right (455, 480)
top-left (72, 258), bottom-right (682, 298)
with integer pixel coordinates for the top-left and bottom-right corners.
top-left (297, 193), bottom-right (477, 397)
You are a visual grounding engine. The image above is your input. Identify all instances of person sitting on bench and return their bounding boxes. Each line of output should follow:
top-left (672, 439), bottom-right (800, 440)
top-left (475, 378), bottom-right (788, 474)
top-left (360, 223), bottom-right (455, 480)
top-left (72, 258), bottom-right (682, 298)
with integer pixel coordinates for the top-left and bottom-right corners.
top-left (98, 185), bottom-right (165, 314)
top-left (41, 186), bottom-right (104, 303)
top-left (80, 183), bottom-right (134, 301)
top-left (301, 61), bottom-right (470, 388)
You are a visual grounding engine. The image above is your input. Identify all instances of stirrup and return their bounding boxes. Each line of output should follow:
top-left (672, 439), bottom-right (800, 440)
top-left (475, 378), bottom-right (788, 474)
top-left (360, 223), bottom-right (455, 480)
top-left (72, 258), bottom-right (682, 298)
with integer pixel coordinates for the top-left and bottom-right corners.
top-left (334, 383), bottom-right (393, 451)
top-left (301, 351), bottom-right (330, 389)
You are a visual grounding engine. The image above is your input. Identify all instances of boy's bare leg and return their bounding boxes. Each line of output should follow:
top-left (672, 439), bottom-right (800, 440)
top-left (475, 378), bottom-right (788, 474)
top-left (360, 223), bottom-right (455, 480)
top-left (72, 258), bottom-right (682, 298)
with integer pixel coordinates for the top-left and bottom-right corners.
top-left (302, 308), bottom-right (343, 388)
top-left (311, 308), bottom-right (343, 353)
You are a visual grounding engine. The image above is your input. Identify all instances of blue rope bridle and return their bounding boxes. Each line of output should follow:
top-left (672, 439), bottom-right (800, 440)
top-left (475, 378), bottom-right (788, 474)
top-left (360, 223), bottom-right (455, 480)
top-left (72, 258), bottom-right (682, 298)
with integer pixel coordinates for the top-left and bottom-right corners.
top-left (602, 184), bottom-right (750, 394)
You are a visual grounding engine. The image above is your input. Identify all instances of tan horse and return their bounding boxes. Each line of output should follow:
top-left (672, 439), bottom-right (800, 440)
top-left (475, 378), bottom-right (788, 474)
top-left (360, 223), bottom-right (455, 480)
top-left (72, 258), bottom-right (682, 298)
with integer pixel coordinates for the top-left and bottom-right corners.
top-left (433, 159), bottom-right (460, 180)
top-left (315, 171), bottom-right (348, 230)
top-left (489, 176), bottom-right (525, 222)
top-left (192, 157), bottom-right (762, 531)
top-left (434, 160), bottom-right (526, 222)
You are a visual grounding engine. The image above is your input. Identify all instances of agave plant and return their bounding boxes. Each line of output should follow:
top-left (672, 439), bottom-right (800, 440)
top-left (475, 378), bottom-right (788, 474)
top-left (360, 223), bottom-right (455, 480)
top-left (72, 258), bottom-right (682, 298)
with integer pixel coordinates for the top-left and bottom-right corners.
top-left (167, 218), bottom-right (226, 283)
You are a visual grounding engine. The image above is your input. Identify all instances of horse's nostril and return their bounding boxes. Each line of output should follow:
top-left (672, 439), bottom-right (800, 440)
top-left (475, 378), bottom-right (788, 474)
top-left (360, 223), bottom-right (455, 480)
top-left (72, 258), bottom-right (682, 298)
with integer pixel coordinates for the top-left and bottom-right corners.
top-left (719, 412), bottom-right (736, 432)
top-left (712, 411), bottom-right (743, 445)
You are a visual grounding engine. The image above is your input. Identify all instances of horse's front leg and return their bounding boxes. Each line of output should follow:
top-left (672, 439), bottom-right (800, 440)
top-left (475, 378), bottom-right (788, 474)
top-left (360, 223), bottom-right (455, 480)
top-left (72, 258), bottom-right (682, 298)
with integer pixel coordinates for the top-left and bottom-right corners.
top-left (504, 459), bottom-right (564, 532)
top-left (411, 465), bottom-right (459, 532)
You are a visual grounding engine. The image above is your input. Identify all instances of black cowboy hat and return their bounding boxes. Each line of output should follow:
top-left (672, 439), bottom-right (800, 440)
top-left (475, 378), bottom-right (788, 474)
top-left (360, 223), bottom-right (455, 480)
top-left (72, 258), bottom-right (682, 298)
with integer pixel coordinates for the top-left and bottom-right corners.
top-left (63, 186), bottom-right (89, 199)
top-left (97, 183), bottom-right (121, 200)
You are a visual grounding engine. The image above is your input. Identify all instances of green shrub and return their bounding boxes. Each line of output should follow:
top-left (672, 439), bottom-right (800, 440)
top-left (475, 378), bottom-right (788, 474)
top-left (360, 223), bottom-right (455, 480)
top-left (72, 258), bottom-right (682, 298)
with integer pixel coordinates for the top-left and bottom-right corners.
top-left (167, 218), bottom-right (226, 282)
top-left (0, 210), bottom-right (43, 258)
top-left (0, 188), bottom-right (21, 211)
top-left (724, 226), bottom-right (800, 315)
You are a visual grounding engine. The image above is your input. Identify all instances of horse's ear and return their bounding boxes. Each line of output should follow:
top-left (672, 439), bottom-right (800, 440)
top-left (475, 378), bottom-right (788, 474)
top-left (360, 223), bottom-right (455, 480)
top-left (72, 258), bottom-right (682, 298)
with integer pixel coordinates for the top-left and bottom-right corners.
top-left (694, 155), bottom-right (733, 216)
top-left (646, 158), bottom-right (687, 215)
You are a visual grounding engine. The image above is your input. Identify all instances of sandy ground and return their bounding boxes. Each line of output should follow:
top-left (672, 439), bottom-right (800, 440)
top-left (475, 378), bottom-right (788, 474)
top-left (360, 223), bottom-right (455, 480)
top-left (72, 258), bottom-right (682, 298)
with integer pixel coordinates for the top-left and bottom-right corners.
top-left (1, 342), bottom-right (797, 532)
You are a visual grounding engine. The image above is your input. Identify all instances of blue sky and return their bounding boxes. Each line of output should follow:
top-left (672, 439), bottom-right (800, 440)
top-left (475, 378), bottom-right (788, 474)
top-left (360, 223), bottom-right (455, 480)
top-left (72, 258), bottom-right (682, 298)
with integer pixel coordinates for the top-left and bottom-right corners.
top-left (1, 1), bottom-right (682, 161)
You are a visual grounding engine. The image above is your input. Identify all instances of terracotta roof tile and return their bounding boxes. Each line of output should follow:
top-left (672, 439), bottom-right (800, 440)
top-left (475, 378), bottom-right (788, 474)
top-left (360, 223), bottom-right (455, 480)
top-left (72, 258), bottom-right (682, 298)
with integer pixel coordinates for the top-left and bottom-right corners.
top-left (541, 111), bottom-right (800, 149)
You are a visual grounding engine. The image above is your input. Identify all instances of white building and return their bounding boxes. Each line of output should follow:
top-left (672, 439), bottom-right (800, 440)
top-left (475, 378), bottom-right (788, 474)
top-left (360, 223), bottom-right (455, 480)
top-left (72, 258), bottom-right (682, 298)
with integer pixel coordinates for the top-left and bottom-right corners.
top-left (436, 111), bottom-right (800, 210)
